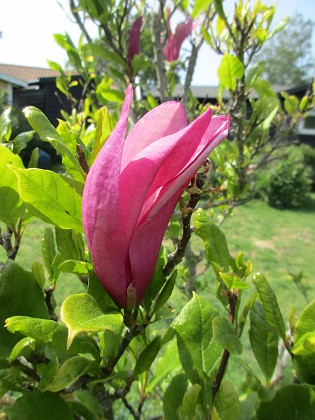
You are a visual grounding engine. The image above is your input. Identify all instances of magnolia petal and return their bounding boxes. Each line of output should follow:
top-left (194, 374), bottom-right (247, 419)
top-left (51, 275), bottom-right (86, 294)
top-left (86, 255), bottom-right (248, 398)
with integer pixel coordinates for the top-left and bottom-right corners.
top-left (140, 115), bottom-right (230, 223)
top-left (128, 192), bottom-right (182, 304)
top-left (82, 84), bottom-right (133, 306)
top-left (128, 16), bottom-right (142, 68)
top-left (162, 18), bottom-right (193, 62)
top-left (174, 19), bottom-right (193, 51)
top-left (121, 101), bottom-right (187, 170)
top-left (119, 108), bottom-right (212, 239)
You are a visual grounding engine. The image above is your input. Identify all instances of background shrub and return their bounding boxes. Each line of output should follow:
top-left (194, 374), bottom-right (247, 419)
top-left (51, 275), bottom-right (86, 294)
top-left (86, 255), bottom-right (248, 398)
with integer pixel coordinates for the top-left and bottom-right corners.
top-left (256, 144), bottom-right (314, 209)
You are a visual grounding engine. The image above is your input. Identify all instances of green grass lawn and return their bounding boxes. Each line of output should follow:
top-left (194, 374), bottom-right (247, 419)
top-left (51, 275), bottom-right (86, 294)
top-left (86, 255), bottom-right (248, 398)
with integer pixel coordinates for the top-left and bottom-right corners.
top-left (220, 196), bottom-right (315, 318)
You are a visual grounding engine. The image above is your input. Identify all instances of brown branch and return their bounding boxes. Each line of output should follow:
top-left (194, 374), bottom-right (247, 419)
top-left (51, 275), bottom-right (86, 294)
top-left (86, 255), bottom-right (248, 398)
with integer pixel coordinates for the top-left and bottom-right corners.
top-left (212, 292), bottom-right (238, 402)
top-left (44, 285), bottom-right (58, 321)
top-left (0, 224), bottom-right (22, 261)
top-left (69, 0), bottom-right (93, 43)
top-left (152, 7), bottom-right (167, 102)
top-left (163, 172), bottom-right (206, 277)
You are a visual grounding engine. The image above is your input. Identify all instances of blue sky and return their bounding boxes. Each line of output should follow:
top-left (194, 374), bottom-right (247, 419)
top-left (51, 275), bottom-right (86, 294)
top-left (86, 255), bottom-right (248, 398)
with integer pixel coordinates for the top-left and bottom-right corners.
top-left (1, 0), bottom-right (314, 85)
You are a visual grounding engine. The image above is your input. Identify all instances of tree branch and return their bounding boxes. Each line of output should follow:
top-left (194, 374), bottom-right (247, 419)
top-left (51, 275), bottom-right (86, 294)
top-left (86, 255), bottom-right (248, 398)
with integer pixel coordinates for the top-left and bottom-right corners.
top-left (163, 171), bottom-right (207, 277)
top-left (212, 291), bottom-right (238, 402)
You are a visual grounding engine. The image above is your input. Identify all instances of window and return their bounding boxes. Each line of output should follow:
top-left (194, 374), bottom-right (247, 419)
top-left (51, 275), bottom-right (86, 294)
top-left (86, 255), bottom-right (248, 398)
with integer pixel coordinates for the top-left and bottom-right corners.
top-left (298, 108), bottom-right (315, 135)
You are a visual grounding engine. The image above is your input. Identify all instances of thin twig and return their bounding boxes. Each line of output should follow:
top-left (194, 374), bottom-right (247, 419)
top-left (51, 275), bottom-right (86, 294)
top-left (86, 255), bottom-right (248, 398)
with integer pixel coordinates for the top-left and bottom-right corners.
top-left (163, 171), bottom-right (207, 277)
top-left (212, 292), bottom-right (238, 402)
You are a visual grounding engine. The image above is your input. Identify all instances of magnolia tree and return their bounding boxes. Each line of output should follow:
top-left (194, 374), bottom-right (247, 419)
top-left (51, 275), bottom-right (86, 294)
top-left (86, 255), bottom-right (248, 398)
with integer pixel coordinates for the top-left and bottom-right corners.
top-left (0, 0), bottom-right (315, 419)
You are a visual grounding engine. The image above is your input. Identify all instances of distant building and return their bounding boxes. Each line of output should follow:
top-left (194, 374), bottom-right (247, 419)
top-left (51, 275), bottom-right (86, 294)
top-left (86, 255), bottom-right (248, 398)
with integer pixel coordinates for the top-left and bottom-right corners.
top-left (0, 63), bottom-right (80, 126)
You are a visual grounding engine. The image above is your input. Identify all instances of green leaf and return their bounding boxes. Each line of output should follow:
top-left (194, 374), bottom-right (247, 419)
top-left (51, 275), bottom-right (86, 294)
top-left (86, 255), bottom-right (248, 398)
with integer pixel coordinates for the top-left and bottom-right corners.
top-left (143, 247), bottom-right (167, 309)
top-left (253, 79), bottom-right (277, 98)
top-left (87, 270), bottom-right (117, 312)
top-left (134, 336), bottom-right (161, 376)
top-left (5, 390), bottom-right (74, 420)
top-left (37, 359), bottom-right (59, 391)
top-left (219, 272), bottom-right (250, 290)
top-left (0, 145), bottom-right (25, 228)
top-left (146, 338), bottom-right (181, 392)
top-left (246, 62), bottom-right (265, 88)
top-left (55, 227), bottom-right (85, 261)
top-left (41, 227), bottom-right (56, 280)
top-left (163, 373), bottom-right (188, 420)
top-left (299, 95), bottom-right (309, 112)
top-left (249, 301), bottom-right (278, 383)
top-left (212, 316), bottom-right (243, 355)
top-left (295, 300), bottom-right (315, 339)
top-left (89, 44), bottom-right (126, 68)
top-left (68, 401), bottom-right (98, 420)
top-left (23, 106), bottom-right (84, 177)
top-left (90, 106), bottom-right (112, 164)
top-left (28, 147), bottom-right (39, 168)
top-left (146, 94), bottom-right (158, 109)
top-left (12, 131), bottom-right (34, 154)
top-left (256, 384), bottom-right (315, 419)
top-left (192, 0), bottom-right (213, 18)
top-left (0, 108), bottom-right (12, 142)
top-left (56, 120), bottom-right (86, 182)
top-left (100, 330), bottom-right (121, 365)
top-left (151, 271), bottom-right (176, 315)
top-left (214, 380), bottom-right (240, 420)
top-left (58, 260), bottom-right (92, 275)
top-left (252, 273), bottom-right (286, 341)
top-left (60, 293), bottom-right (123, 347)
top-left (8, 337), bottom-right (36, 362)
top-left (173, 293), bottom-right (222, 380)
top-left (261, 104), bottom-right (278, 130)
top-left (268, 17), bottom-right (289, 39)
top-left (73, 390), bottom-right (102, 420)
top-left (132, 55), bottom-right (151, 74)
top-left (0, 261), bottom-right (49, 351)
top-left (45, 356), bottom-right (95, 392)
top-left (32, 261), bottom-right (47, 289)
top-left (292, 300), bottom-right (315, 383)
top-left (5, 315), bottom-right (100, 360)
top-left (281, 92), bottom-right (299, 116)
top-left (239, 292), bottom-right (257, 337)
top-left (10, 167), bottom-right (84, 232)
top-left (214, 0), bottom-right (226, 20)
top-left (218, 53), bottom-right (244, 90)
top-left (194, 208), bottom-right (230, 270)
top-left (178, 384), bottom-right (202, 418)
top-left (96, 84), bottom-right (125, 104)
top-left (292, 331), bottom-right (315, 356)
top-left (6, 316), bottom-right (60, 343)
top-left (201, 26), bottom-right (215, 49)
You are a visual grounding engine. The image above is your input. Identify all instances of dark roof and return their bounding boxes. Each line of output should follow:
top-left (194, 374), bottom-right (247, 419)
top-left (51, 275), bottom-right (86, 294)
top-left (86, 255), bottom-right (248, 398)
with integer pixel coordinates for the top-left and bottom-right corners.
top-left (0, 63), bottom-right (60, 83)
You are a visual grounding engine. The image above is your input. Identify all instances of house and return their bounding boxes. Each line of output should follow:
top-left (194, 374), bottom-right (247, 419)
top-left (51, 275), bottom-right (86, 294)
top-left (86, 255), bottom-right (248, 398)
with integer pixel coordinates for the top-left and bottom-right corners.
top-left (0, 63), bottom-right (59, 105)
top-left (0, 63), bottom-right (81, 127)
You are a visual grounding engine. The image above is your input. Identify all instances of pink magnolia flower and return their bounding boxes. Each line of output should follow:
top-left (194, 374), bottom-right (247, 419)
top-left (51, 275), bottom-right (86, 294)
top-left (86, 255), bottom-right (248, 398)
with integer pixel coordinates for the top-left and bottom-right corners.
top-left (82, 85), bottom-right (230, 308)
top-left (162, 14), bottom-right (193, 62)
top-left (128, 16), bottom-right (142, 69)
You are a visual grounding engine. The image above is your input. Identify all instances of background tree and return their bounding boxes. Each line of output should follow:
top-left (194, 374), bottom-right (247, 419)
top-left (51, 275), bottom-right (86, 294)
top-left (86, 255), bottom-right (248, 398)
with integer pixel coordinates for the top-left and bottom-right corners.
top-left (254, 13), bottom-right (315, 86)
